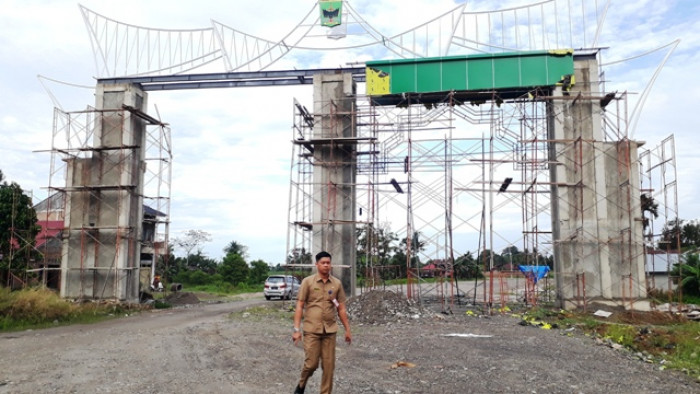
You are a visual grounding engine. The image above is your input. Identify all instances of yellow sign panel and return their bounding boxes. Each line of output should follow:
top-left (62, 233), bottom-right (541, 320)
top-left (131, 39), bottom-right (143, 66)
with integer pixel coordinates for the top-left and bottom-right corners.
top-left (365, 67), bottom-right (390, 95)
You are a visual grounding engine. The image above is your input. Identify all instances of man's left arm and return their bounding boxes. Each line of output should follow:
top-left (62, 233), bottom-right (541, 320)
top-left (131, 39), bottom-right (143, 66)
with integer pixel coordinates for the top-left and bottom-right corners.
top-left (337, 302), bottom-right (352, 344)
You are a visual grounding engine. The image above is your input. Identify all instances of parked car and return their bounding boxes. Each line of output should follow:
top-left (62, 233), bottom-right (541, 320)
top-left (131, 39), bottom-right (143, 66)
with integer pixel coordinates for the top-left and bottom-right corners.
top-left (264, 275), bottom-right (301, 300)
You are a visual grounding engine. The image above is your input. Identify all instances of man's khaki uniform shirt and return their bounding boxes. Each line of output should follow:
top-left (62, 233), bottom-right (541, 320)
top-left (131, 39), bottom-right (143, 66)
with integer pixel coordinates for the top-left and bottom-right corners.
top-left (298, 274), bottom-right (346, 334)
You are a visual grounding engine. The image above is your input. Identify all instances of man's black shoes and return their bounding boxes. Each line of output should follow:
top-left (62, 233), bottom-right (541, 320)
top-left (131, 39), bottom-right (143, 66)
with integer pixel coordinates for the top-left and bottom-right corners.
top-left (293, 384), bottom-right (305, 394)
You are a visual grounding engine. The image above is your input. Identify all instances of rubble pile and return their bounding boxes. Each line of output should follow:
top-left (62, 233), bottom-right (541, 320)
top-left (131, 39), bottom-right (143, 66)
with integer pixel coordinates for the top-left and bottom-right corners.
top-left (163, 292), bottom-right (200, 306)
top-left (346, 290), bottom-right (424, 324)
top-left (657, 303), bottom-right (700, 321)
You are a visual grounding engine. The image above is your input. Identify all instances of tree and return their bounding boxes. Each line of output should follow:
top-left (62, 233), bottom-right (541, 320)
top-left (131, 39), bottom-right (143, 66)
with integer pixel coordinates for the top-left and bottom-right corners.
top-left (223, 240), bottom-right (248, 258)
top-left (478, 249), bottom-right (506, 271)
top-left (671, 253), bottom-right (700, 297)
top-left (501, 245), bottom-right (520, 256)
top-left (399, 231), bottom-right (426, 255)
top-left (0, 171), bottom-right (40, 273)
top-left (248, 259), bottom-right (270, 285)
top-left (218, 253), bottom-right (249, 285)
top-left (185, 251), bottom-right (218, 274)
top-left (641, 193), bottom-right (659, 230)
top-left (681, 221), bottom-right (700, 250)
top-left (660, 219), bottom-right (700, 250)
top-left (157, 245), bottom-right (186, 283)
top-left (399, 231), bottom-right (426, 268)
top-left (173, 229), bottom-right (212, 264)
top-left (356, 224), bottom-right (398, 274)
top-left (660, 218), bottom-right (682, 250)
top-left (287, 247), bottom-right (312, 265)
top-left (454, 252), bottom-right (481, 279)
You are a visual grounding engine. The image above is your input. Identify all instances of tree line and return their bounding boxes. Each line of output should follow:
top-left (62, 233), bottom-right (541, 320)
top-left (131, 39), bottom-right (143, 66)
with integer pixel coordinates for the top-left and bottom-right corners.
top-left (158, 235), bottom-right (270, 291)
top-left (1, 169), bottom-right (698, 295)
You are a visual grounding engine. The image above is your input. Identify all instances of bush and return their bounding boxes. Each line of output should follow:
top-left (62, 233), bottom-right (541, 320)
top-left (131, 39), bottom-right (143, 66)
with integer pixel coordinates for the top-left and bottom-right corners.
top-left (173, 270), bottom-right (191, 284)
top-left (0, 287), bottom-right (76, 325)
top-left (670, 253), bottom-right (700, 297)
top-left (188, 270), bottom-right (211, 285)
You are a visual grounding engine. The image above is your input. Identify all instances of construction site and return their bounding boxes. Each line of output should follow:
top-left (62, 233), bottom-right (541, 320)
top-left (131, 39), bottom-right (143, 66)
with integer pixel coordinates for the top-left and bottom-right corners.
top-left (5, 0), bottom-right (684, 313)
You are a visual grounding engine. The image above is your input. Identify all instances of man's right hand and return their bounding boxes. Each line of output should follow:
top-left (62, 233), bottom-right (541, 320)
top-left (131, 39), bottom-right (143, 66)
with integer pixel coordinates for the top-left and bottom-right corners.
top-left (292, 331), bottom-right (302, 345)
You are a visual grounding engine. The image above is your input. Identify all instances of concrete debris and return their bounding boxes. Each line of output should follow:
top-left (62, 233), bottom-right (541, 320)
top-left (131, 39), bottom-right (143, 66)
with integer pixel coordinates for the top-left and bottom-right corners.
top-left (346, 290), bottom-right (428, 324)
top-left (593, 310), bottom-right (613, 318)
top-left (655, 303), bottom-right (700, 320)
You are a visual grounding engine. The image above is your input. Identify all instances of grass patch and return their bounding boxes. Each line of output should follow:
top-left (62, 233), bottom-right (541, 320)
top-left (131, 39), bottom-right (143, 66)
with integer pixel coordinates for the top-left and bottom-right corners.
top-left (530, 306), bottom-right (700, 378)
top-left (153, 300), bottom-right (171, 309)
top-left (0, 287), bottom-right (147, 332)
top-left (229, 304), bottom-right (295, 323)
top-left (648, 289), bottom-right (700, 306)
top-left (178, 282), bottom-right (259, 296)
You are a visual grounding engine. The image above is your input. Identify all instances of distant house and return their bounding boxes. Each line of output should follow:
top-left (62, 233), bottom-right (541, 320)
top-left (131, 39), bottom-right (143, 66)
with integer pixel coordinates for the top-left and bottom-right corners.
top-left (33, 193), bottom-right (168, 291)
top-left (139, 204), bottom-right (168, 287)
top-left (33, 193), bottom-right (66, 289)
top-left (645, 249), bottom-right (680, 292)
top-left (420, 260), bottom-right (453, 278)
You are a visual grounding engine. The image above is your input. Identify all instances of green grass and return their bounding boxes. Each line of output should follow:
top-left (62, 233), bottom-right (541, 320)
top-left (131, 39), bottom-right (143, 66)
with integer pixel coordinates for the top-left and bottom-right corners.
top-left (529, 306), bottom-right (700, 379)
top-left (0, 287), bottom-right (146, 332)
top-left (648, 288), bottom-right (700, 306)
top-left (602, 324), bottom-right (637, 348)
top-left (170, 281), bottom-right (261, 296)
top-left (229, 304), bottom-right (295, 323)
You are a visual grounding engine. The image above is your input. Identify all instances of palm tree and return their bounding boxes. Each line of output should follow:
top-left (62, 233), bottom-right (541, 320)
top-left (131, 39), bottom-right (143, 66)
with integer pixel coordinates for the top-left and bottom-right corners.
top-left (640, 193), bottom-right (658, 230)
top-left (223, 240), bottom-right (248, 258)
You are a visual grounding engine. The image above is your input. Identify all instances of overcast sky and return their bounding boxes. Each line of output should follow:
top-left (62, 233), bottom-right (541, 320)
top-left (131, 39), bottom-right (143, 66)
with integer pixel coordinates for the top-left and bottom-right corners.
top-left (1, 0), bottom-right (698, 264)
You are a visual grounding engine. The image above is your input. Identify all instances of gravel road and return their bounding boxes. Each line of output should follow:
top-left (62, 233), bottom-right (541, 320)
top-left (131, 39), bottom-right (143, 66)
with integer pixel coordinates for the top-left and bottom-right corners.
top-left (0, 291), bottom-right (697, 394)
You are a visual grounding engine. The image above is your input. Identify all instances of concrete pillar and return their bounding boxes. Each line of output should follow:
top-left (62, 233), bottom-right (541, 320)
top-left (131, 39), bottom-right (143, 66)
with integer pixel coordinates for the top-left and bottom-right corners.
top-left (549, 56), bottom-right (648, 310)
top-left (60, 83), bottom-right (146, 302)
top-left (312, 72), bottom-right (357, 296)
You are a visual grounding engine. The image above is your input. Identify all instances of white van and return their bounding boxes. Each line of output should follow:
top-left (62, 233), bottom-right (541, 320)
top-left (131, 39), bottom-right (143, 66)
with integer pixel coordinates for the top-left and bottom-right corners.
top-left (264, 275), bottom-right (301, 300)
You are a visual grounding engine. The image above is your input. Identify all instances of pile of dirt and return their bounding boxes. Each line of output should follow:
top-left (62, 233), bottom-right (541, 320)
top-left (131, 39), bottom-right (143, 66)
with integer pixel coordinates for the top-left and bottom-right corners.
top-left (346, 290), bottom-right (430, 324)
top-left (163, 292), bottom-right (200, 306)
top-left (604, 309), bottom-right (688, 325)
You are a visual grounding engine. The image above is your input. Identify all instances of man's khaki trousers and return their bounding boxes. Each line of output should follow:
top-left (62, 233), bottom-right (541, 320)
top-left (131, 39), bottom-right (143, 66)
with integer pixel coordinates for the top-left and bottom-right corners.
top-left (299, 331), bottom-right (336, 394)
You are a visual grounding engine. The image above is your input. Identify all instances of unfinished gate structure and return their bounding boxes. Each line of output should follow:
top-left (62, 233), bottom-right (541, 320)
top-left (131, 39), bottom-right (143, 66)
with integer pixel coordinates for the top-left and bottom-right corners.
top-left (288, 50), bottom-right (653, 310)
top-left (33, 1), bottom-right (678, 306)
top-left (41, 84), bottom-right (172, 301)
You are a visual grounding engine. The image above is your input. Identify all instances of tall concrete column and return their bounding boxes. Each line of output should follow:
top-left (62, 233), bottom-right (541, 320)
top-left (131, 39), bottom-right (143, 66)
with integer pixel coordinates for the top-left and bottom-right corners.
top-left (60, 83), bottom-right (146, 302)
top-left (549, 56), bottom-right (647, 309)
top-left (311, 72), bottom-right (357, 296)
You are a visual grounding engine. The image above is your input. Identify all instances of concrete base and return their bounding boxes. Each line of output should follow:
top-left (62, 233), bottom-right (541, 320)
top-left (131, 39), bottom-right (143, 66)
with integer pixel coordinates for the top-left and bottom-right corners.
top-left (562, 298), bottom-right (653, 312)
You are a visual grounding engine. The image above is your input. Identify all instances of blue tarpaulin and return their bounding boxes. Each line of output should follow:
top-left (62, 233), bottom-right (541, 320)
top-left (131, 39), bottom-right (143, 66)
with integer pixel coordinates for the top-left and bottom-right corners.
top-left (518, 265), bottom-right (550, 283)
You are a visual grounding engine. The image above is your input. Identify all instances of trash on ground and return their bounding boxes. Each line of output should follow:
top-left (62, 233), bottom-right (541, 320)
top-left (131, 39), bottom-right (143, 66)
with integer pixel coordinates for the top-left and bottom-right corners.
top-left (390, 361), bottom-right (416, 369)
top-left (441, 333), bottom-right (493, 338)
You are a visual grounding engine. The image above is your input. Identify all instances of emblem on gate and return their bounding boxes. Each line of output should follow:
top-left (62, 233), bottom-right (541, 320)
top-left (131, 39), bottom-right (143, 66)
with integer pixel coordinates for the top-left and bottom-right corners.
top-left (320, 0), bottom-right (343, 27)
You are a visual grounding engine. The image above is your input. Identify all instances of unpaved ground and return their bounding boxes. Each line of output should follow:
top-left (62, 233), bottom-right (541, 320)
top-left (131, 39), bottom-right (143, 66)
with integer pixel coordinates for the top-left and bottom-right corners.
top-left (0, 291), bottom-right (698, 394)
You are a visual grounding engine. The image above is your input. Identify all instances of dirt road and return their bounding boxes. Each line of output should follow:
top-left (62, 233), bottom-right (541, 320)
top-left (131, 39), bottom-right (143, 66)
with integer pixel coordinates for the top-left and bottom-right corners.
top-left (0, 292), bottom-right (697, 394)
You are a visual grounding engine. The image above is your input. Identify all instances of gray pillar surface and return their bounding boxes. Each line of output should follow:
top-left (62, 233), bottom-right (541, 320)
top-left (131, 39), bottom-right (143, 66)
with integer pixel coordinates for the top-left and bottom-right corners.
top-left (60, 83), bottom-right (146, 302)
top-left (549, 58), bottom-right (647, 310)
top-left (311, 73), bottom-right (357, 296)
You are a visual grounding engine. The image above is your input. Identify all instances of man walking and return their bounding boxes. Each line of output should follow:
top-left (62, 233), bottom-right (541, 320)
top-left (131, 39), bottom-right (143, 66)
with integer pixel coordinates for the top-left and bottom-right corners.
top-left (292, 251), bottom-right (352, 394)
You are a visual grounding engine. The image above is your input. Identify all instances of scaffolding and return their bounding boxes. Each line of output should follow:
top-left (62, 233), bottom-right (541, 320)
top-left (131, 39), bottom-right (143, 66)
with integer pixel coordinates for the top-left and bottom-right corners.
top-left (37, 104), bottom-right (172, 300)
top-left (287, 53), bottom-right (655, 311)
top-left (639, 135), bottom-right (680, 297)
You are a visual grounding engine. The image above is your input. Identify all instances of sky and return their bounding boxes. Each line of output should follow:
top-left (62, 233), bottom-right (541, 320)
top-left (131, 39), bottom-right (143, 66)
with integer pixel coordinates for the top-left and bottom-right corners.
top-left (1, 0), bottom-right (699, 265)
